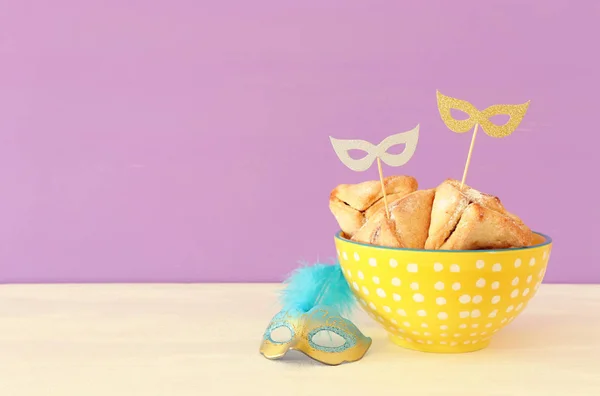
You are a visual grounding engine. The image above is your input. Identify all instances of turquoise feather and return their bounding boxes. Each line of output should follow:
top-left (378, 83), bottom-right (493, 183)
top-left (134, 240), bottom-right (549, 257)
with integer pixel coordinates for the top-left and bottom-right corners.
top-left (279, 262), bottom-right (356, 316)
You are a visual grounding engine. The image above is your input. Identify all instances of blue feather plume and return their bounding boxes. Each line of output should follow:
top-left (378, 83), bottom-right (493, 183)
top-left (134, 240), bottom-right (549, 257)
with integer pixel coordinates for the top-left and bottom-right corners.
top-left (279, 262), bottom-right (356, 316)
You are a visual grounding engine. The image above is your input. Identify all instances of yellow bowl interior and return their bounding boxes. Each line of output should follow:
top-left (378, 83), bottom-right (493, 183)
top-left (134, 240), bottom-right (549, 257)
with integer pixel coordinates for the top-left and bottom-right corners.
top-left (334, 232), bottom-right (552, 353)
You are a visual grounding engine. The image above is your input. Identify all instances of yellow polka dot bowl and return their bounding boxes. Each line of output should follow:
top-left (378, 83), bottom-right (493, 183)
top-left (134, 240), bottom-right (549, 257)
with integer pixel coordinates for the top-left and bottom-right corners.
top-left (334, 231), bottom-right (552, 353)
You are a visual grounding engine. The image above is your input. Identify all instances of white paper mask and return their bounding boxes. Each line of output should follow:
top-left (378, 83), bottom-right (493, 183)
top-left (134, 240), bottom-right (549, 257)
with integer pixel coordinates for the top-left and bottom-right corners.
top-left (329, 125), bottom-right (419, 172)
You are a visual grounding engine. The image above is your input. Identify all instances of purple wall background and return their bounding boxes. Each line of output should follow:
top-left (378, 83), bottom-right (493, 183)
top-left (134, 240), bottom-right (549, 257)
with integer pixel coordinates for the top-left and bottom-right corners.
top-left (1, 1), bottom-right (599, 283)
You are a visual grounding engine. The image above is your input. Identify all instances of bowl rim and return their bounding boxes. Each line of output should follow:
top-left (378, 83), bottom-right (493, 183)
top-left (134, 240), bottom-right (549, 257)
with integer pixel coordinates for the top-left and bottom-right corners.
top-left (335, 230), bottom-right (552, 253)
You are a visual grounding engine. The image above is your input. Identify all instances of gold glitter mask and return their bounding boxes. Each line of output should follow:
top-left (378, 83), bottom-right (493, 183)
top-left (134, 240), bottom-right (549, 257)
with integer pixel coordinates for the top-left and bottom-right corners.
top-left (436, 91), bottom-right (530, 138)
top-left (260, 306), bottom-right (372, 366)
top-left (329, 125), bottom-right (419, 171)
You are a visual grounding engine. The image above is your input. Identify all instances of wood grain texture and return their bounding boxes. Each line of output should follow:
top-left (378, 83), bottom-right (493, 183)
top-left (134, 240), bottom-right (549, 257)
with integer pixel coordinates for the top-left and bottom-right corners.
top-left (0, 284), bottom-right (599, 395)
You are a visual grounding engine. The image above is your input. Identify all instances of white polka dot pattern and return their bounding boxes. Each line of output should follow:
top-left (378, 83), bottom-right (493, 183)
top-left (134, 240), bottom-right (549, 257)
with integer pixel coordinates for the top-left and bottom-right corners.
top-left (335, 240), bottom-right (552, 351)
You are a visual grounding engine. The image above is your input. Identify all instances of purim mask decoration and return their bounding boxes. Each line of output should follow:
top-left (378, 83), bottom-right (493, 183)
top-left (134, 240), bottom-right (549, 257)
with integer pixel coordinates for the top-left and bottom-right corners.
top-left (259, 263), bottom-right (371, 365)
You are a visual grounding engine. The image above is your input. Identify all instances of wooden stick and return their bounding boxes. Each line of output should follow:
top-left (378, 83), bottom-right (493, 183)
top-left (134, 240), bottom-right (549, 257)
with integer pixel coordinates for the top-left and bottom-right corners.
top-left (460, 123), bottom-right (479, 189)
top-left (377, 157), bottom-right (390, 219)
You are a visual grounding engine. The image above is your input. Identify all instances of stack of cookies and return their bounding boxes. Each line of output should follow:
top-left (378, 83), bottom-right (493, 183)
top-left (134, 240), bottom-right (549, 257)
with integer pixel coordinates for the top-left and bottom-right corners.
top-left (329, 176), bottom-right (533, 250)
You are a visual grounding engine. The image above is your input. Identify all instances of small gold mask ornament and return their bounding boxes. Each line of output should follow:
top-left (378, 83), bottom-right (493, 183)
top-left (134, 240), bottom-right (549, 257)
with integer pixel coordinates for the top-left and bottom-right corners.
top-left (260, 306), bottom-right (372, 366)
top-left (259, 263), bottom-right (372, 365)
top-left (436, 91), bottom-right (530, 138)
top-left (435, 91), bottom-right (531, 188)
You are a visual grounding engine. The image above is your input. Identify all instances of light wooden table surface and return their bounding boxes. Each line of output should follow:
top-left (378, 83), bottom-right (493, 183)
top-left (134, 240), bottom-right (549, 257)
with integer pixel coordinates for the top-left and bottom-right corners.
top-left (0, 284), bottom-right (599, 396)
